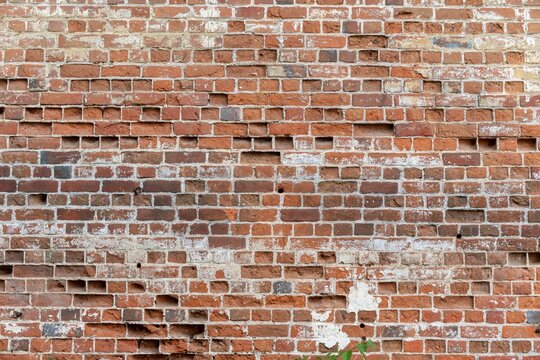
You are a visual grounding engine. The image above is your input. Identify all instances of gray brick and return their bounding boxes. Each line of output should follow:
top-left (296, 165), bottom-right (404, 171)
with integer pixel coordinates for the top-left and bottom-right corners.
top-left (54, 166), bottom-right (72, 179)
top-left (220, 107), bottom-right (241, 121)
top-left (273, 281), bottom-right (292, 294)
top-left (526, 311), bottom-right (540, 324)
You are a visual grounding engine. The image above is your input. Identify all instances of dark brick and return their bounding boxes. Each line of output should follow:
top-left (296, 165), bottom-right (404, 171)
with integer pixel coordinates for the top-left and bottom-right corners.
top-left (143, 180), bottom-right (182, 192)
top-left (54, 165), bottom-right (72, 179)
top-left (40, 151), bottom-right (80, 164)
top-left (273, 281), bottom-right (292, 294)
top-left (220, 107), bottom-right (241, 121)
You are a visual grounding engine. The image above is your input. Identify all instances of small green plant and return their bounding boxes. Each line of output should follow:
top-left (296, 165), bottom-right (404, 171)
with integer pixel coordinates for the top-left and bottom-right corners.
top-left (298, 339), bottom-right (376, 360)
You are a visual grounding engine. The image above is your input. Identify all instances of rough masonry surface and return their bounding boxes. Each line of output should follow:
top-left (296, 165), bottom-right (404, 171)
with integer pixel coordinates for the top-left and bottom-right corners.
top-left (0, 0), bottom-right (539, 359)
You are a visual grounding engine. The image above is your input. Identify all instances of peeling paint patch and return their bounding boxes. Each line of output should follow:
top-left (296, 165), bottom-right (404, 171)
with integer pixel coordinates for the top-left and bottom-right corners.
top-left (347, 281), bottom-right (380, 312)
top-left (282, 153), bottom-right (323, 165)
top-left (312, 310), bottom-right (331, 322)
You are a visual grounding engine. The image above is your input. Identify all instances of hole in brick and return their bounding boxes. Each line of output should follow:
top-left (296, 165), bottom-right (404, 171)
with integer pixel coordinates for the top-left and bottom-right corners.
top-left (101, 137), bottom-right (119, 149)
top-left (6, 251), bottom-right (23, 263)
top-left (0, 265), bottom-right (13, 276)
top-left (274, 137), bottom-right (294, 150)
top-left (62, 137), bottom-right (80, 149)
top-left (315, 137), bottom-right (334, 150)
top-left (136, 262), bottom-right (142, 268)
top-left (509, 253), bottom-right (527, 265)
top-left (254, 138), bottom-right (273, 150)
top-left (471, 282), bottom-right (490, 294)
top-left (29, 194), bottom-right (47, 206)
top-left (478, 138), bottom-right (497, 151)
top-left (129, 282), bottom-right (145, 292)
top-left (456, 234), bottom-right (462, 239)
top-left (0, 107), bottom-right (4, 117)
top-left (88, 280), bottom-right (106, 292)
top-left (277, 188), bottom-right (284, 194)
top-left (424, 80), bottom-right (442, 93)
top-left (210, 94), bottom-right (228, 106)
top-left (138, 339), bottom-right (159, 353)
top-left (189, 310), bottom-right (208, 321)
top-left (324, 108), bottom-right (343, 121)
top-left (134, 187), bottom-right (142, 195)
top-left (458, 138), bottom-right (477, 150)
top-left (518, 138), bottom-right (537, 151)
top-left (318, 252), bottom-right (335, 263)
top-left (528, 253), bottom-right (540, 265)
top-left (354, 123), bottom-right (394, 137)
top-left (68, 280), bottom-right (86, 292)
top-left (180, 137), bottom-right (198, 148)
top-left (240, 151), bottom-right (281, 165)
top-left (25, 108), bottom-right (42, 120)
top-left (360, 323), bottom-right (365, 328)
top-left (81, 137), bottom-right (99, 149)
top-left (156, 295), bottom-right (179, 307)
top-left (142, 108), bottom-right (161, 121)
top-left (169, 324), bottom-right (205, 337)
top-left (233, 137), bottom-right (252, 149)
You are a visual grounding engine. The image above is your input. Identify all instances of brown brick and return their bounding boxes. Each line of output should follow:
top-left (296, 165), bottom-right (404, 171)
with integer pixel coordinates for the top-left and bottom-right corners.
top-left (281, 209), bottom-right (320, 222)
top-left (348, 35), bottom-right (388, 48)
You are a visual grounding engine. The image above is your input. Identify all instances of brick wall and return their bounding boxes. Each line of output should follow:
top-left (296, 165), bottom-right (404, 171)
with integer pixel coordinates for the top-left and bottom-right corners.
top-left (0, 1), bottom-right (540, 358)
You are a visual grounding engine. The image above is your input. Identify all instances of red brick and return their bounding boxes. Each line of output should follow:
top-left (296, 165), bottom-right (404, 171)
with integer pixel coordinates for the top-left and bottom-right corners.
top-left (281, 209), bottom-right (320, 222)
top-left (60, 64), bottom-right (100, 77)
top-left (0, 2), bottom-right (536, 358)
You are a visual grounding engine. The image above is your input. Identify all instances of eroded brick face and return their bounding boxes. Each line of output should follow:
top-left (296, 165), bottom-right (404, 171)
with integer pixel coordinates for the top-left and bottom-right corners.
top-left (0, 1), bottom-right (539, 359)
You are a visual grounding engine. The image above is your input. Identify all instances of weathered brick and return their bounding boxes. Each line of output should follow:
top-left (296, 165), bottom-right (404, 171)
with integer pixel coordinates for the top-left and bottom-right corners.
top-left (348, 35), bottom-right (388, 48)
top-left (442, 153), bottom-right (481, 166)
top-left (0, 2), bottom-right (536, 358)
top-left (446, 210), bottom-right (485, 223)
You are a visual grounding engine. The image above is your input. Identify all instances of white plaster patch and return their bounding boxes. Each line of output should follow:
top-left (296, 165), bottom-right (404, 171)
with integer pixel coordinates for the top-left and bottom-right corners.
top-left (347, 282), bottom-right (380, 312)
top-left (295, 167), bottom-right (318, 181)
top-left (474, 10), bottom-right (507, 20)
top-left (314, 323), bottom-right (350, 350)
top-left (312, 311), bottom-right (330, 322)
top-left (407, 155), bottom-right (442, 167)
top-left (282, 153), bottom-right (323, 165)
top-left (205, 21), bottom-right (227, 33)
top-left (347, 281), bottom-right (381, 312)
top-left (4, 323), bottom-right (25, 334)
top-left (199, 7), bottom-right (220, 18)
top-left (372, 238), bottom-right (410, 251)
